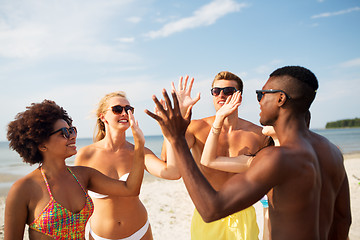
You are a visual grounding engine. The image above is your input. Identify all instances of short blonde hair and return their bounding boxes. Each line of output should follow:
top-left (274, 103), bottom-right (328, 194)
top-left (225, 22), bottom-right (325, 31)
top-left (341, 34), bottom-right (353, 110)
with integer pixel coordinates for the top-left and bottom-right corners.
top-left (212, 71), bottom-right (243, 93)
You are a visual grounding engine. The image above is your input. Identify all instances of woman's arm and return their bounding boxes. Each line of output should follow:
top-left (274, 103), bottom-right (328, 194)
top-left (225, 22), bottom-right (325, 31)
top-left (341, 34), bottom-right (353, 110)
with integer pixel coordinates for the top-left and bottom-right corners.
top-left (145, 91), bottom-right (196, 180)
top-left (201, 155), bottom-right (252, 173)
top-left (86, 110), bottom-right (145, 196)
top-left (4, 179), bottom-right (29, 240)
top-left (200, 92), bottom-right (251, 173)
top-left (144, 138), bottom-right (181, 180)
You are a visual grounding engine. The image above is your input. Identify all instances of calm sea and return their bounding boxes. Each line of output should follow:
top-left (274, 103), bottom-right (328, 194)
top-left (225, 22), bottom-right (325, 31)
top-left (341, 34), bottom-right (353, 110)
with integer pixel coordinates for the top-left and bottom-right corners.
top-left (1, 128), bottom-right (359, 189)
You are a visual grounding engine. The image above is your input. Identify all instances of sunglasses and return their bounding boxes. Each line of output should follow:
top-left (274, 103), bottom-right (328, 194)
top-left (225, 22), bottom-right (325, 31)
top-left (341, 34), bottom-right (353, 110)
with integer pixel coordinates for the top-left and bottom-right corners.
top-left (50, 126), bottom-right (77, 139)
top-left (256, 89), bottom-right (291, 102)
top-left (110, 105), bottom-right (135, 115)
top-left (211, 87), bottom-right (238, 96)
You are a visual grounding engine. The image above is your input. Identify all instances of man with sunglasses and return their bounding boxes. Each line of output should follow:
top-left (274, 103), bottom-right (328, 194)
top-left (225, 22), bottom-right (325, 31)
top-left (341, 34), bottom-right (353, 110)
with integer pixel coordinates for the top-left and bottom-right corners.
top-left (162, 71), bottom-right (269, 239)
top-left (148, 66), bottom-right (351, 240)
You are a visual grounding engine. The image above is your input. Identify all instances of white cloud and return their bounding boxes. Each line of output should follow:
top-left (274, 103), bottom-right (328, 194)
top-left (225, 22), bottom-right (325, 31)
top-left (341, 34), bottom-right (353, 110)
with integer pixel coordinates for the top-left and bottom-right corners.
top-left (0, 0), bottom-right (137, 62)
top-left (145, 0), bottom-right (248, 39)
top-left (127, 16), bottom-right (142, 23)
top-left (340, 58), bottom-right (360, 68)
top-left (116, 37), bottom-right (135, 43)
top-left (311, 6), bottom-right (360, 19)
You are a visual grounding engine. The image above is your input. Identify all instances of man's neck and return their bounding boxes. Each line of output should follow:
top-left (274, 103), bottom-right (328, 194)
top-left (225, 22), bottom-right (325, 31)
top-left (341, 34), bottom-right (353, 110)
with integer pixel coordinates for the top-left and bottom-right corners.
top-left (274, 112), bottom-right (309, 145)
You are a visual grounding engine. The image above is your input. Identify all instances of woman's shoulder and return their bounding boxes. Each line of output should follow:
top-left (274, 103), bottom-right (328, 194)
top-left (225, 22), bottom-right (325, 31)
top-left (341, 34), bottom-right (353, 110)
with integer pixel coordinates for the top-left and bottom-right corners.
top-left (76, 143), bottom-right (100, 161)
top-left (8, 169), bottom-right (42, 198)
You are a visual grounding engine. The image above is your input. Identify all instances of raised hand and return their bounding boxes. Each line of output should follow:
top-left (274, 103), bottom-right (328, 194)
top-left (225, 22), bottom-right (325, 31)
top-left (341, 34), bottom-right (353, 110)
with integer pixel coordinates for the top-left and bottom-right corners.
top-left (128, 110), bottom-right (145, 146)
top-left (145, 89), bottom-right (192, 143)
top-left (171, 75), bottom-right (200, 116)
top-left (213, 91), bottom-right (241, 127)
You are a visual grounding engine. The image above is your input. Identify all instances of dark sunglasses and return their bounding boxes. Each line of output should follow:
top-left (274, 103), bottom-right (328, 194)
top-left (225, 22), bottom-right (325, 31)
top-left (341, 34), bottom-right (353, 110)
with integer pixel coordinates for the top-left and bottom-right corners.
top-left (211, 87), bottom-right (238, 96)
top-left (110, 105), bottom-right (135, 115)
top-left (256, 89), bottom-right (291, 102)
top-left (50, 126), bottom-right (77, 139)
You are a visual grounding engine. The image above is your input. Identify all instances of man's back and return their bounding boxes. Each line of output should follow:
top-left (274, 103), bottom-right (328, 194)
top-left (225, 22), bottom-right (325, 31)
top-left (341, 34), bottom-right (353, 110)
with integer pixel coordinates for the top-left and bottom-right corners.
top-left (255, 131), bottom-right (321, 239)
top-left (253, 128), bottom-right (350, 240)
top-left (309, 131), bottom-right (351, 239)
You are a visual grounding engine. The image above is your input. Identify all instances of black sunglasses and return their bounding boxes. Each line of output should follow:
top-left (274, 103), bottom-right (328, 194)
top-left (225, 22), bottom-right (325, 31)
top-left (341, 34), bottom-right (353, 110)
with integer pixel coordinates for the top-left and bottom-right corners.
top-left (50, 126), bottom-right (77, 139)
top-left (211, 87), bottom-right (238, 96)
top-left (110, 105), bottom-right (135, 115)
top-left (256, 89), bottom-right (291, 102)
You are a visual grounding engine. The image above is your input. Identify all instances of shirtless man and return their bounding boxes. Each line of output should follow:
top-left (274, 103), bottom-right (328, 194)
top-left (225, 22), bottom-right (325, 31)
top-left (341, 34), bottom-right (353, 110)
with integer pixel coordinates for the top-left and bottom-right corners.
top-left (162, 72), bottom-right (269, 239)
top-left (147, 66), bottom-right (351, 239)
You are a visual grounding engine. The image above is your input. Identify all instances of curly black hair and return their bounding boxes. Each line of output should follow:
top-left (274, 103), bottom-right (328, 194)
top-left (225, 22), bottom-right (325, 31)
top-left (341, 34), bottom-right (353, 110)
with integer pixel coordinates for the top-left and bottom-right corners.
top-left (7, 100), bottom-right (73, 165)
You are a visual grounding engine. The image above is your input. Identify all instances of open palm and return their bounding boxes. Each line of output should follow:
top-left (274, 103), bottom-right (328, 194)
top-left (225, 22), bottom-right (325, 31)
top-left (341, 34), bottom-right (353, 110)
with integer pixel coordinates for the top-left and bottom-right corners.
top-left (171, 75), bottom-right (200, 116)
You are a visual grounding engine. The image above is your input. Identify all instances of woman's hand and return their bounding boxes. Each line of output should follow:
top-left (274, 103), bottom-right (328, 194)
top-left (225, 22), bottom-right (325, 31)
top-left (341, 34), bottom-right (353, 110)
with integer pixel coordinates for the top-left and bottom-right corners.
top-left (171, 75), bottom-right (200, 117)
top-left (213, 91), bottom-right (241, 128)
top-left (128, 110), bottom-right (145, 147)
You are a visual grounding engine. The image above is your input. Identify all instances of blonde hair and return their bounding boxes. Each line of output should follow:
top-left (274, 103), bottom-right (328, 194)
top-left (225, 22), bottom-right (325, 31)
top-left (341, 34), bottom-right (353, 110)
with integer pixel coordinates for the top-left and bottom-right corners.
top-left (94, 91), bottom-right (128, 142)
top-left (212, 71), bottom-right (243, 93)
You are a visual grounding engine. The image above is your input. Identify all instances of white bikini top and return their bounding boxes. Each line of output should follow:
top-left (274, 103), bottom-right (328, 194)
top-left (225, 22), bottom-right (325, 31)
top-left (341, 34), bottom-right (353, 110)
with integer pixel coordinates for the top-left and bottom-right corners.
top-left (88, 173), bottom-right (129, 199)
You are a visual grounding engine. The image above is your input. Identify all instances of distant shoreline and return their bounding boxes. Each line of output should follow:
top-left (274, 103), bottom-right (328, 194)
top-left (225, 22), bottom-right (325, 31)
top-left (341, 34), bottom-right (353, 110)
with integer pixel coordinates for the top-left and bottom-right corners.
top-left (325, 127), bottom-right (360, 129)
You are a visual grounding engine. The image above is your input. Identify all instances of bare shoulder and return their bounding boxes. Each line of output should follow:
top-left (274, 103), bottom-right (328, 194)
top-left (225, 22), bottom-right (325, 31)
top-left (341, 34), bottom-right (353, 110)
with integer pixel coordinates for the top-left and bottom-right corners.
top-left (251, 145), bottom-right (308, 178)
top-left (246, 146), bottom-right (289, 186)
top-left (238, 118), bottom-right (263, 134)
top-left (67, 165), bottom-right (95, 186)
top-left (310, 131), bottom-right (343, 160)
top-left (252, 146), bottom-right (284, 168)
top-left (75, 143), bottom-right (98, 165)
top-left (7, 169), bottom-right (42, 202)
top-left (188, 116), bottom-right (213, 131)
top-left (309, 131), bottom-right (345, 178)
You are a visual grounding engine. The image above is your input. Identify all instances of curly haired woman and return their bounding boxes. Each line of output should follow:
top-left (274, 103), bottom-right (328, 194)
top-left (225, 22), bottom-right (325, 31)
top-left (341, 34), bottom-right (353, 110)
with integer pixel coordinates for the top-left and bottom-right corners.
top-left (5, 99), bottom-right (145, 240)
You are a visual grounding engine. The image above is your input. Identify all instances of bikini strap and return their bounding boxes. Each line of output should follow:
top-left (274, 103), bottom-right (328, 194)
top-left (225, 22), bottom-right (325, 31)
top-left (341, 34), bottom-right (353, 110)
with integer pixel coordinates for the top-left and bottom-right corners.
top-left (67, 167), bottom-right (87, 194)
top-left (40, 167), bottom-right (53, 199)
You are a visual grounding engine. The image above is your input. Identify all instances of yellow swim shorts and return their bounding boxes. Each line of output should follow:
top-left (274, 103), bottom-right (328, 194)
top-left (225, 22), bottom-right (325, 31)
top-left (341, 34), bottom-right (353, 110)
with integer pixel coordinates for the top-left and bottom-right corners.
top-left (191, 206), bottom-right (259, 240)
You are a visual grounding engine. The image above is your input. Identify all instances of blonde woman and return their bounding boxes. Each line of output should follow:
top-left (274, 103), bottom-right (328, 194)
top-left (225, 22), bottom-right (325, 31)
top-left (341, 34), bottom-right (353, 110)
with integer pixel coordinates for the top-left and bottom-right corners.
top-left (75, 91), bottom-right (180, 240)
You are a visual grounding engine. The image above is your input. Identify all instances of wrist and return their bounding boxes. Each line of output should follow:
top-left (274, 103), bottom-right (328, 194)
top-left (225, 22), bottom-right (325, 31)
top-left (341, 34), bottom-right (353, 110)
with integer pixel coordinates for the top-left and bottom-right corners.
top-left (211, 124), bottom-right (221, 135)
top-left (168, 135), bottom-right (187, 145)
top-left (212, 119), bottom-right (224, 129)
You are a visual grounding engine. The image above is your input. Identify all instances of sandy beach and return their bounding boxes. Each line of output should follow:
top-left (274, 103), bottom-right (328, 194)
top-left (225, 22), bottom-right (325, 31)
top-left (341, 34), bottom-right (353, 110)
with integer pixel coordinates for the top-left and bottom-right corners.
top-left (0, 154), bottom-right (359, 239)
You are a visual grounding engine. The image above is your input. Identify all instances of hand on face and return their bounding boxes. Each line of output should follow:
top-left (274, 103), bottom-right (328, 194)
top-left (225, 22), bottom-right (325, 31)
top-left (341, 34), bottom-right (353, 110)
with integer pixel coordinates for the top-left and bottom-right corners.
top-left (171, 75), bottom-right (200, 117)
top-left (215, 91), bottom-right (241, 120)
top-left (128, 110), bottom-right (145, 146)
top-left (145, 89), bottom-right (192, 142)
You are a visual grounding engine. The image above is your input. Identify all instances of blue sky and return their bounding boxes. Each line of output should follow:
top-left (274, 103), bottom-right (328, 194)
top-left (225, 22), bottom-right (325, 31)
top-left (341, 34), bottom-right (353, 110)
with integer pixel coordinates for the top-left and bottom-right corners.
top-left (0, 0), bottom-right (359, 141)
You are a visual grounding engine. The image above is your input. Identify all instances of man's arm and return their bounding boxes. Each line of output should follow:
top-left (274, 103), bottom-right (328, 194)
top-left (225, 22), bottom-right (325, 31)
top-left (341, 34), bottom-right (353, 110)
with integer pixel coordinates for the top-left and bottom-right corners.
top-left (200, 91), bottom-right (251, 173)
top-left (328, 173), bottom-right (351, 240)
top-left (145, 90), bottom-right (277, 222)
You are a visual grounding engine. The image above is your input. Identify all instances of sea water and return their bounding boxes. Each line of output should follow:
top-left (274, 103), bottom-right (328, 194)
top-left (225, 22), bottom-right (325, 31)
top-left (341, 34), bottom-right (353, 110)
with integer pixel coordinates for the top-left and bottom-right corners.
top-left (0, 129), bottom-right (359, 187)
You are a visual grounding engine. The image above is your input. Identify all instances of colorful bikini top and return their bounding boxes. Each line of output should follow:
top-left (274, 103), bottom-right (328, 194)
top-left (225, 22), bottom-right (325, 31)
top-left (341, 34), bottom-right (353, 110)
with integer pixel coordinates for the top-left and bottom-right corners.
top-left (29, 167), bottom-right (94, 240)
top-left (88, 172), bottom-right (129, 199)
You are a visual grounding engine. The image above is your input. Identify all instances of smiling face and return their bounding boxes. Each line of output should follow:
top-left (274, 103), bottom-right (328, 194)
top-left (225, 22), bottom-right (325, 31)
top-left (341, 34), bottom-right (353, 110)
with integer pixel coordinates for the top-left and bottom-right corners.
top-left (102, 96), bottom-right (132, 131)
top-left (212, 79), bottom-right (239, 111)
top-left (44, 119), bottom-right (77, 159)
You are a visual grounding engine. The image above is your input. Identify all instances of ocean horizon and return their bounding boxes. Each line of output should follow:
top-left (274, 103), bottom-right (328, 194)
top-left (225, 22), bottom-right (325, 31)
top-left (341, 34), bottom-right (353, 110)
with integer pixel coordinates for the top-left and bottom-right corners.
top-left (1, 128), bottom-right (360, 194)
